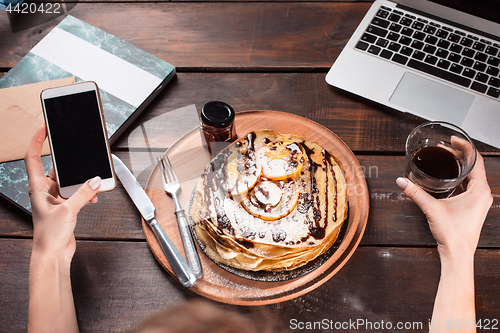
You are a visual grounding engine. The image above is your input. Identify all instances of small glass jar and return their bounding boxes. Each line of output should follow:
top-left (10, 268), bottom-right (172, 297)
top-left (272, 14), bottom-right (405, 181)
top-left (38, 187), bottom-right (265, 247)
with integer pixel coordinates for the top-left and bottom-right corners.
top-left (200, 101), bottom-right (237, 155)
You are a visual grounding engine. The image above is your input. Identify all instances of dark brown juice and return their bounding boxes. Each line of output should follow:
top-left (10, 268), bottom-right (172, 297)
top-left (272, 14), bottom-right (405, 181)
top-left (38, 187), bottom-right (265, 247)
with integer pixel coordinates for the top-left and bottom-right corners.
top-left (412, 146), bottom-right (460, 180)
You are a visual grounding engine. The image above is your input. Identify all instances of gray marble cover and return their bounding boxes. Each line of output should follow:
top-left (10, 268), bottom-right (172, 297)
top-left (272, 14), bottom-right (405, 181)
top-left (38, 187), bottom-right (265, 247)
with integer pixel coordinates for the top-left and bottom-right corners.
top-left (0, 15), bottom-right (175, 214)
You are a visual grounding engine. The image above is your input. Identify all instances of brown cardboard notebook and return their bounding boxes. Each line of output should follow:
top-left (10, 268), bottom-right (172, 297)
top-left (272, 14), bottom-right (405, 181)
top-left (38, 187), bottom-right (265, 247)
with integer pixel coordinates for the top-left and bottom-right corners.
top-left (0, 77), bottom-right (75, 163)
top-left (0, 15), bottom-right (176, 214)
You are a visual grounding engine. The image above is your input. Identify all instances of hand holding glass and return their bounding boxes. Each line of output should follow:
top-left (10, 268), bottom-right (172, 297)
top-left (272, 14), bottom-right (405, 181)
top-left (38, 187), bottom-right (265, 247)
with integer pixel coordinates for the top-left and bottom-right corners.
top-left (405, 121), bottom-right (477, 198)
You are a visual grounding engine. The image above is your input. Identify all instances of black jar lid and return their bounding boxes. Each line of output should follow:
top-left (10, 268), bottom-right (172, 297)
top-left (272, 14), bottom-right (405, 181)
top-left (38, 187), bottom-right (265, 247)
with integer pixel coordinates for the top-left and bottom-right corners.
top-left (201, 101), bottom-right (235, 128)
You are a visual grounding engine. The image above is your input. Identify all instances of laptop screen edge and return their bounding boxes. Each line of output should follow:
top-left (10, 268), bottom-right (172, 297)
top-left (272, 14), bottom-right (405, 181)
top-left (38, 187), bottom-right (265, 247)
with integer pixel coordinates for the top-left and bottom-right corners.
top-left (392, 0), bottom-right (500, 37)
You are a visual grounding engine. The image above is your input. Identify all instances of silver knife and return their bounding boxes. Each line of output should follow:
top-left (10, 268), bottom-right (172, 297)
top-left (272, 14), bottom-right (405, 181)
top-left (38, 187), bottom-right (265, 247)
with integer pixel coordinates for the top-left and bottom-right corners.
top-left (112, 154), bottom-right (197, 288)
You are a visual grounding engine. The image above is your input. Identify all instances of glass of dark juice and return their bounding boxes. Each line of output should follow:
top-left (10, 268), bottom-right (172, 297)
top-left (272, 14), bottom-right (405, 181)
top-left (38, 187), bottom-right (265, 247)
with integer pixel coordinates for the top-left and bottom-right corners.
top-left (405, 121), bottom-right (477, 198)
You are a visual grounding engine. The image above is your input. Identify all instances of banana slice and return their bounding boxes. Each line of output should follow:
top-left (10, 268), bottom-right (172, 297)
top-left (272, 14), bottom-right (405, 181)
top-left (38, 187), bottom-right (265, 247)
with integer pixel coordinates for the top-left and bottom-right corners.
top-left (241, 180), bottom-right (299, 220)
top-left (225, 150), bottom-right (261, 199)
top-left (254, 181), bottom-right (282, 207)
top-left (257, 141), bottom-right (306, 180)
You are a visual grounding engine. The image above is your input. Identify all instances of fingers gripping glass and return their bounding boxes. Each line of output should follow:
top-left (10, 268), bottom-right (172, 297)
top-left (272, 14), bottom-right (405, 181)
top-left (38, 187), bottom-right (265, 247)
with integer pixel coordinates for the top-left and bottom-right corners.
top-left (405, 121), bottom-right (477, 198)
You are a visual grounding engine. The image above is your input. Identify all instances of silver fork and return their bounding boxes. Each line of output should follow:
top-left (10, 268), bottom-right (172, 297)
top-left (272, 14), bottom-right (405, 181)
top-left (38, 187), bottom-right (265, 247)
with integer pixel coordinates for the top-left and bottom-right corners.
top-left (158, 154), bottom-right (203, 279)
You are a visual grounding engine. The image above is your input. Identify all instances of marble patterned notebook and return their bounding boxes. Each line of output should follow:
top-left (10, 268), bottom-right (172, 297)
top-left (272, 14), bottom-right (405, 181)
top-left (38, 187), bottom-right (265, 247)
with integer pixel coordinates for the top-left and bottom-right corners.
top-left (0, 15), bottom-right (176, 214)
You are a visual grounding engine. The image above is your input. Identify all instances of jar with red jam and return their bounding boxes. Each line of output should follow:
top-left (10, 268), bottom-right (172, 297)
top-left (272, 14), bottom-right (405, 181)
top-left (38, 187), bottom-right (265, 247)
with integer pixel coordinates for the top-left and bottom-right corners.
top-left (200, 101), bottom-right (237, 155)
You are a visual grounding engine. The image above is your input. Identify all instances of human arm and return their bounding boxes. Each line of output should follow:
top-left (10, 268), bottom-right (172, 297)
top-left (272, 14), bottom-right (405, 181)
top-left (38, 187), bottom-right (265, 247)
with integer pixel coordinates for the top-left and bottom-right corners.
top-left (26, 124), bottom-right (101, 333)
top-left (396, 153), bottom-right (492, 332)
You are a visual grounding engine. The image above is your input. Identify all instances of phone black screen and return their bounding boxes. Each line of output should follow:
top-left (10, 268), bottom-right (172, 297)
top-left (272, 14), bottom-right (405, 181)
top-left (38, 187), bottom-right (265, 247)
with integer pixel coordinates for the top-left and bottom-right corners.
top-left (44, 91), bottom-right (112, 187)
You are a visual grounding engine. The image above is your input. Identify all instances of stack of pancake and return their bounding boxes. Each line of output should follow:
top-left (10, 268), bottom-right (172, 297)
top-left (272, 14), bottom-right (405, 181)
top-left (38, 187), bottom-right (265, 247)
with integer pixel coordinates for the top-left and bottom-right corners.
top-left (190, 129), bottom-right (348, 272)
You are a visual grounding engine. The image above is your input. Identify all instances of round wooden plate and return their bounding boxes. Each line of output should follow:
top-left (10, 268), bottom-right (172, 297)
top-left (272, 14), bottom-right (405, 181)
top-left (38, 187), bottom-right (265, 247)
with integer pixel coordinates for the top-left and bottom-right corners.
top-left (142, 110), bottom-right (369, 305)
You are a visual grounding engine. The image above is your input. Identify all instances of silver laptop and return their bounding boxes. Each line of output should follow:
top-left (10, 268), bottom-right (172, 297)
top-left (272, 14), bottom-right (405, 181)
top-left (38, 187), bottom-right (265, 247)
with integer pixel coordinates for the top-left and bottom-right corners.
top-left (326, 0), bottom-right (500, 149)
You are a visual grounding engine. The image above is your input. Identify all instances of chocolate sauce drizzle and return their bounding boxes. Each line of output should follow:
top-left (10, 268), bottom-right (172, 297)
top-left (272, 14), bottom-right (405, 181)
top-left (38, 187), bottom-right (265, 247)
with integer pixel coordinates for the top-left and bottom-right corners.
top-left (286, 142), bottom-right (302, 170)
top-left (202, 132), bottom-right (259, 237)
top-left (246, 131), bottom-right (256, 151)
top-left (297, 142), bottom-right (339, 241)
top-left (272, 229), bottom-right (287, 242)
top-left (300, 142), bottom-right (320, 194)
top-left (201, 132), bottom-right (341, 246)
top-left (202, 150), bottom-right (235, 235)
top-left (322, 149), bottom-right (338, 222)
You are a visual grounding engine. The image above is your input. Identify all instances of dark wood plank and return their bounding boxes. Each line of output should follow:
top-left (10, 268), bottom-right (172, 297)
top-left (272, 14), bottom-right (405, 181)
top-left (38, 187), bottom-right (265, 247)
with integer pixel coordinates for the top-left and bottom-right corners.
top-left (178, 0), bottom-right (373, 1)
top-left (1, 71), bottom-right (498, 154)
top-left (176, 0), bottom-right (372, 2)
top-left (358, 156), bottom-right (500, 248)
top-left (1, 154), bottom-right (499, 247)
top-left (3, 14), bottom-right (498, 153)
top-left (0, 238), bottom-right (31, 331)
top-left (0, 71), bottom-right (497, 154)
top-left (2, 238), bottom-right (499, 332)
top-left (114, 73), bottom-right (500, 154)
top-left (0, 2), bottom-right (369, 70)
top-left (0, 151), bottom-right (150, 241)
top-left (30, 0), bottom-right (372, 2)
top-left (115, 72), bottom-right (425, 153)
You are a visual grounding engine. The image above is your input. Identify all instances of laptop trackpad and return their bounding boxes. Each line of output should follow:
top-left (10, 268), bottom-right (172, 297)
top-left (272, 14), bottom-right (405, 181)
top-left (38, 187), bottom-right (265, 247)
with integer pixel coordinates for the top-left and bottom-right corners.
top-left (390, 72), bottom-right (474, 125)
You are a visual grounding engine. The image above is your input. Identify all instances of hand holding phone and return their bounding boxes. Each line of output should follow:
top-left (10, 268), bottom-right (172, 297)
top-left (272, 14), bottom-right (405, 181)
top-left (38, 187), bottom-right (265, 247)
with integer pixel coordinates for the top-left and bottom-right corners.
top-left (40, 81), bottom-right (116, 198)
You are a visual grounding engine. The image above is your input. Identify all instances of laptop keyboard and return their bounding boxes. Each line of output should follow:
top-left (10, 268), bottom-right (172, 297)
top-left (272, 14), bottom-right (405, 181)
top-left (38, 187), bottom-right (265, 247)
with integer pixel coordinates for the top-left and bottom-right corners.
top-left (355, 5), bottom-right (500, 99)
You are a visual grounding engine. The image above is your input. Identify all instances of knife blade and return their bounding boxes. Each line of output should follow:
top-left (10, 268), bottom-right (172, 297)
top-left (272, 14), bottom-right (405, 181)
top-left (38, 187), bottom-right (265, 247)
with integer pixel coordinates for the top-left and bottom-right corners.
top-left (112, 154), bottom-right (197, 288)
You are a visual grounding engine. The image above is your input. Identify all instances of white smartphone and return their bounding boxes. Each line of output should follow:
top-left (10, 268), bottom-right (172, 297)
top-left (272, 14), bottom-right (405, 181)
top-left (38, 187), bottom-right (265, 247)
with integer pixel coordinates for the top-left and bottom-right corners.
top-left (40, 81), bottom-right (116, 198)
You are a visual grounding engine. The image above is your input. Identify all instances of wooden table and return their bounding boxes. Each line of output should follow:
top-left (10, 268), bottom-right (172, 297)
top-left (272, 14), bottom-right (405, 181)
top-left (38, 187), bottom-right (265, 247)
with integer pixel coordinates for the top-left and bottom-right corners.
top-left (1, 1), bottom-right (499, 331)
